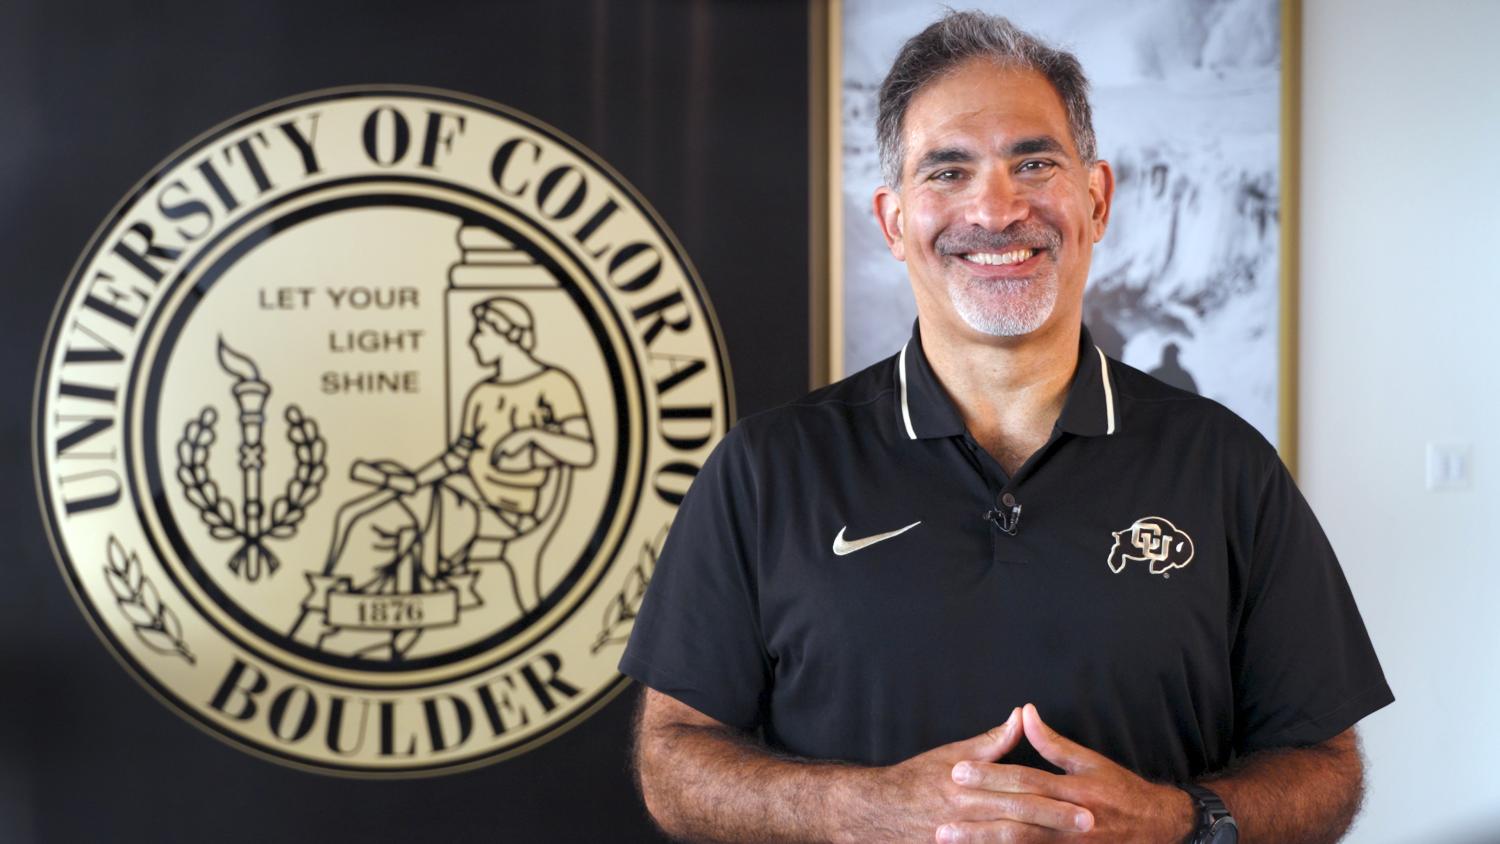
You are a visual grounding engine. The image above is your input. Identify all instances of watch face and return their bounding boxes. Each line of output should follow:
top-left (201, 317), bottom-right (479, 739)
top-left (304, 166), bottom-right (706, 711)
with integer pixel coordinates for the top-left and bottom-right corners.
top-left (1208, 818), bottom-right (1239, 844)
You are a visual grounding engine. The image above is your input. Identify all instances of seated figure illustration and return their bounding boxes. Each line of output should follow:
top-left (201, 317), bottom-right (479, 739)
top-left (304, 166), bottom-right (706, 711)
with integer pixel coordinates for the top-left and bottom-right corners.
top-left (291, 297), bottom-right (596, 660)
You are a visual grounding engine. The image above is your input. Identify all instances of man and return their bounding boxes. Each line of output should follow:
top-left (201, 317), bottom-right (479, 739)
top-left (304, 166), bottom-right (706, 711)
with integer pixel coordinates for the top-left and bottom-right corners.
top-left (620, 11), bottom-right (1391, 843)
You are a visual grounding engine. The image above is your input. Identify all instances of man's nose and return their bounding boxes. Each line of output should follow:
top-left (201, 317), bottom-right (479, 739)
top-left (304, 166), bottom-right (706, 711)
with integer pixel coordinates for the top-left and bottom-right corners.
top-left (966, 171), bottom-right (1029, 231)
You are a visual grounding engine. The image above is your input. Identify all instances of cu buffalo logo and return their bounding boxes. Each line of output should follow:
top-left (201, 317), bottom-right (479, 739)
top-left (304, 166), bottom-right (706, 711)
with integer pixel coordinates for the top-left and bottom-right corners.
top-left (1107, 516), bottom-right (1195, 576)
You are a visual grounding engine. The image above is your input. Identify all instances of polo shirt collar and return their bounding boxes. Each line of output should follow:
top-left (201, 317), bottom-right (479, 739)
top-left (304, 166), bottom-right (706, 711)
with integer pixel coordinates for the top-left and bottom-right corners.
top-left (894, 320), bottom-right (1119, 441)
top-left (1054, 324), bottom-right (1118, 437)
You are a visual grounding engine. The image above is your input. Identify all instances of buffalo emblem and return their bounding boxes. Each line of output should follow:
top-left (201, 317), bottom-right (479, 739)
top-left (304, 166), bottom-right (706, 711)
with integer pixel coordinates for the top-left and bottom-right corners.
top-left (1107, 516), bottom-right (1194, 576)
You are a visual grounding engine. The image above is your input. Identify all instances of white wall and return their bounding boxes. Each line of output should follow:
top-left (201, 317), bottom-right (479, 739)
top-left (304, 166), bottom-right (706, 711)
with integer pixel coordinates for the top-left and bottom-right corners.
top-left (1301, 2), bottom-right (1500, 842)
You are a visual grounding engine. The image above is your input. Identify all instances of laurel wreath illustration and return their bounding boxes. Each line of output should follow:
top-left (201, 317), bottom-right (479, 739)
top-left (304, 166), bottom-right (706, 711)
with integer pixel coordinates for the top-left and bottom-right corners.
top-left (591, 523), bottom-right (670, 654)
top-left (176, 403), bottom-right (327, 580)
top-left (103, 536), bottom-right (196, 664)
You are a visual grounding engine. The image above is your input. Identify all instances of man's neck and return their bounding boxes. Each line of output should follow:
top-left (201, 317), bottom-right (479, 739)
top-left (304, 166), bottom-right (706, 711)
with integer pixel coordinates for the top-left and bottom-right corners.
top-left (919, 315), bottom-right (1079, 472)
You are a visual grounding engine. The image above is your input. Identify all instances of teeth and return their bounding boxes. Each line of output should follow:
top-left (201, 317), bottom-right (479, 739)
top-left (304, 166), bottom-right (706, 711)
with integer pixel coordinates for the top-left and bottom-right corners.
top-left (962, 249), bottom-right (1035, 266)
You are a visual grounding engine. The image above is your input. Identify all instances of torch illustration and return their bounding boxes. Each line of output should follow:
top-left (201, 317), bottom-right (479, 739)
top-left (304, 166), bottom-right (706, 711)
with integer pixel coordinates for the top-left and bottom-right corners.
top-left (176, 338), bottom-right (325, 583)
top-left (218, 338), bottom-right (276, 581)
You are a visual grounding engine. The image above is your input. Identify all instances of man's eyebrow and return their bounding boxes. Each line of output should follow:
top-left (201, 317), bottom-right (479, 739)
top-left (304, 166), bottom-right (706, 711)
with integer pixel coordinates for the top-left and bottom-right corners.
top-left (1006, 136), bottom-right (1069, 157)
top-left (911, 147), bottom-right (975, 175)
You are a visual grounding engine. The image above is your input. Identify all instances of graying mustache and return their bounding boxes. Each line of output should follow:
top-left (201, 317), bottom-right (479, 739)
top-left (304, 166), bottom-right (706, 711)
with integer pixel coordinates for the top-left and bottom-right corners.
top-left (936, 227), bottom-right (1060, 254)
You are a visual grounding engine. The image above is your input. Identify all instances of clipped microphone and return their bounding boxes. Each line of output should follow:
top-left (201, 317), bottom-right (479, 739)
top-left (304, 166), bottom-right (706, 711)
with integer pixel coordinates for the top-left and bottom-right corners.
top-left (984, 492), bottom-right (1022, 536)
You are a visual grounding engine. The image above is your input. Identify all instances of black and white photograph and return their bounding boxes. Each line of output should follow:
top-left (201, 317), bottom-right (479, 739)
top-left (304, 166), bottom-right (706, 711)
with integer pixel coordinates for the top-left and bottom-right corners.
top-left (840, 0), bottom-right (1287, 446)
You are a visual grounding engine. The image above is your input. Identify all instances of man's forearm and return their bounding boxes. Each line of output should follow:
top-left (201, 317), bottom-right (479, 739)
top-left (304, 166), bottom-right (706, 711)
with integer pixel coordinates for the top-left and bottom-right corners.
top-left (1198, 731), bottom-right (1366, 844)
top-left (637, 721), bottom-right (883, 844)
top-left (635, 693), bottom-right (1051, 843)
top-left (635, 694), bottom-right (1367, 844)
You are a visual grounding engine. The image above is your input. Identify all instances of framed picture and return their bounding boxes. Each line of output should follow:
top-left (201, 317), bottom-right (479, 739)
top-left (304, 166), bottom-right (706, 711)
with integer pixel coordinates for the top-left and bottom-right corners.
top-left (813, 0), bottom-right (1300, 470)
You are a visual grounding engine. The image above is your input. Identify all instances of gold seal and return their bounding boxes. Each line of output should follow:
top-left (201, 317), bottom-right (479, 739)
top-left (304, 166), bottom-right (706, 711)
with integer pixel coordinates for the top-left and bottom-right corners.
top-left (33, 86), bottom-right (732, 776)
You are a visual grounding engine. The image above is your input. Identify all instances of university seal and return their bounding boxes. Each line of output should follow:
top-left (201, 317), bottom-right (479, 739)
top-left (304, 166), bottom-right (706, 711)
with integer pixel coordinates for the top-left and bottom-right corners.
top-left (32, 87), bottom-right (732, 776)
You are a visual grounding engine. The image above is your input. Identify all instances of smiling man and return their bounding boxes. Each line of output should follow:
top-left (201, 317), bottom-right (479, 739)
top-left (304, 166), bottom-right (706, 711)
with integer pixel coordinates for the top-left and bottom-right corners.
top-left (620, 11), bottom-right (1391, 844)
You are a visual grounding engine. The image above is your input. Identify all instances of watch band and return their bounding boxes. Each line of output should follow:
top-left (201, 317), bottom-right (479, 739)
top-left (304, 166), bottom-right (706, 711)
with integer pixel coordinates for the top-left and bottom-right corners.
top-left (1180, 783), bottom-right (1237, 844)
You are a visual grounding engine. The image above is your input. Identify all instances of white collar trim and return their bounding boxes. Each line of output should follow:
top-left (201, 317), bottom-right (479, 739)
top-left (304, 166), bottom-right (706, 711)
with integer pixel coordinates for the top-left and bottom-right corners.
top-left (898, 340), bottom-right (917, 440)
top-left (1095, 345), bottom-right (1116, 435)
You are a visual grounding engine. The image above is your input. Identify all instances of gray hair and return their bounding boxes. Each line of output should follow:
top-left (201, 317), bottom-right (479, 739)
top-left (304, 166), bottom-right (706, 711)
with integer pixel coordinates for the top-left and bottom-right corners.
top-left (876, 10), bottom-right (1097, 189)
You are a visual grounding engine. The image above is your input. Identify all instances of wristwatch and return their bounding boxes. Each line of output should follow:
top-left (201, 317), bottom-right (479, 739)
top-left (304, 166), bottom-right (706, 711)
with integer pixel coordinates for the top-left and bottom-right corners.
top-left (1180, 783), bottom-right (1238, 844)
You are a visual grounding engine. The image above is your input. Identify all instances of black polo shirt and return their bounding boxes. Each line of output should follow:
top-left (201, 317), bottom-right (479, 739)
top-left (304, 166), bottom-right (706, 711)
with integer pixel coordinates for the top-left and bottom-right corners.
top-left (620, 321), bottom-right (1392, 779)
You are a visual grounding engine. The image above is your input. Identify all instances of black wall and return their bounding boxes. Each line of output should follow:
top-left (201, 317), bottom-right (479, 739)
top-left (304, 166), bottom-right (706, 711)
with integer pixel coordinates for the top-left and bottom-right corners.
top-left (0, 1), bottom-right (812, 840)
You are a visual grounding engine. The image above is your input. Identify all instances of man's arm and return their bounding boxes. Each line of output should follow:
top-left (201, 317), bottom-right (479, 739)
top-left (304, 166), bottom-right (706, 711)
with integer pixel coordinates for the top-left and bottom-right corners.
top-left (632, 688), bottom-right (865, 843)
top-left (945, 704), bottom-right (1367, 844)
top-left (633, 690), bottom-right (1093, 844)
top-left (1201, 727), bottom-right (1366, 844)
top-left (634, 691), bottom-right (1367, 844)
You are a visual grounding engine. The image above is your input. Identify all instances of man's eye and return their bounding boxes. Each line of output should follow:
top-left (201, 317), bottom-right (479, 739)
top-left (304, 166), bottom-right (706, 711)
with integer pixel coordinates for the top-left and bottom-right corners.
top-left (931, 169), bottom-right (964, 182)
top-left (1018, 159), bottom-right (1056, 174)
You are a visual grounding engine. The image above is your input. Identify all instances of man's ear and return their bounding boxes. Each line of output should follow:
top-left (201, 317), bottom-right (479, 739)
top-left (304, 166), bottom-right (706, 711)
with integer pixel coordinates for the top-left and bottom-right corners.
top-left (873, 185), bottom-right (906, 261)
top-left (1088, 159), bottom-right (1115, 242)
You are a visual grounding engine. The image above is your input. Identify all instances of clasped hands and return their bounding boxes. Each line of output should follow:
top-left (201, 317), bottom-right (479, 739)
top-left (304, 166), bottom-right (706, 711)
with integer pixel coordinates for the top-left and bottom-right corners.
top-left (875, 703), bottom-right (1193, 844)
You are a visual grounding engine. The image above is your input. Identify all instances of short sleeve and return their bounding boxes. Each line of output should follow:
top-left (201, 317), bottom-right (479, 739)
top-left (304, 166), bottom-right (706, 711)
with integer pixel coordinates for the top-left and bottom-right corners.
top-left (1231, 457), bottom-right (1394, 753)
top-left (618, 426), bottom-right (769, 730)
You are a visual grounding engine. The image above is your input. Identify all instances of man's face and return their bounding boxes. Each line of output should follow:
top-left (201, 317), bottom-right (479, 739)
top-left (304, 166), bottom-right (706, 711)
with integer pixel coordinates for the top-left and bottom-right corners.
top-left (874, 60), bottom-right (1113, 343)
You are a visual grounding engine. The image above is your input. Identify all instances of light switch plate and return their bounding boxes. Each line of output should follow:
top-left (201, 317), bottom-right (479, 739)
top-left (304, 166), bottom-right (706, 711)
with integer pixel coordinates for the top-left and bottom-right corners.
top-left (1425, 442), bottom-right (1471, 491)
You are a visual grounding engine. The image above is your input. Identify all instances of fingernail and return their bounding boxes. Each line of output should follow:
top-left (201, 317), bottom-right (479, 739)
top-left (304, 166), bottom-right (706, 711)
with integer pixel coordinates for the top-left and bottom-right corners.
top-left (937, 825), bottom-right (958, 843)
top-left (1075, 811), bottom-right (1093, 832)
top-left (952, 762), bottom-right (975, 784)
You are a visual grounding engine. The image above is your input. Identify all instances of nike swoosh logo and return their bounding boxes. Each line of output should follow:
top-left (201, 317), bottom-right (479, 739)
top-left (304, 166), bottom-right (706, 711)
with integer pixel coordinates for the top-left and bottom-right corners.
top-left (831, 521), bottom-right (922, 556)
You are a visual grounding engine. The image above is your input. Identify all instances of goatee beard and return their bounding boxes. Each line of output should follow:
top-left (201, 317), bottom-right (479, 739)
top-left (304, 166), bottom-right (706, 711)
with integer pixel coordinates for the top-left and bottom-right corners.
top-left (948, 272), bottom-right (1059, 337)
